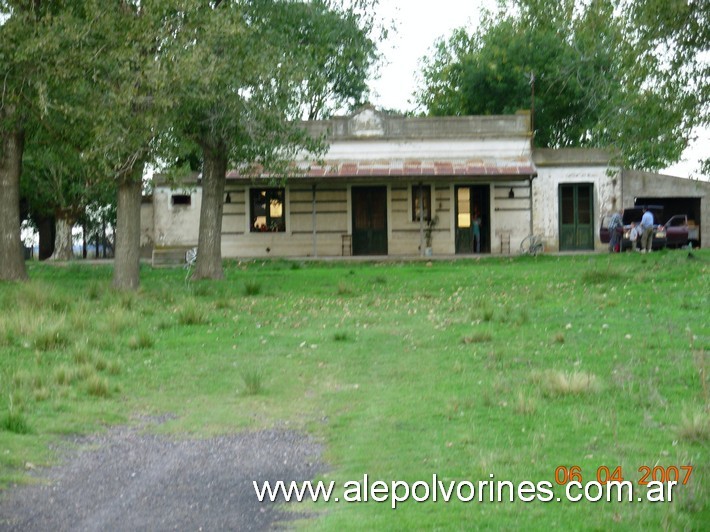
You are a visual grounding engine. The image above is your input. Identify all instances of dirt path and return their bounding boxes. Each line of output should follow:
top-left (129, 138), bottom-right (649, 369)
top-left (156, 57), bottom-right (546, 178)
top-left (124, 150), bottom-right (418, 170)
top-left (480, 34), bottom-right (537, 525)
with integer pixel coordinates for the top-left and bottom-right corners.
top-left (0, 421), bottom-right (324, 531)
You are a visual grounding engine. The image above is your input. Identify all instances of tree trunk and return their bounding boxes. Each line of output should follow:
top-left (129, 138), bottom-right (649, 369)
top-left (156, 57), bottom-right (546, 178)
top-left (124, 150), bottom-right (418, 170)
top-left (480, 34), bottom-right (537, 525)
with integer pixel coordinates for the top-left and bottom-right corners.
top-left (49, 214), bottom-right (75, 261)
top-left (37, 215), bottom-right (56, 260)
top-left (0, 127), bottom-right (28, 281)
top-left (112, 170), bottom-right (142, 291)
top-left (193, 144), bottom-right (228, 280)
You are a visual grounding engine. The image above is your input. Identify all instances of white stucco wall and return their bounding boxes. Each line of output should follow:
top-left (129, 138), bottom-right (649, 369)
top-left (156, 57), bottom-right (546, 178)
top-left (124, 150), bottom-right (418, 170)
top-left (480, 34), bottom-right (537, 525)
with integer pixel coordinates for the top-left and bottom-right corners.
top-left (140, 201), bottom-right (154, 258)
top-left (152, 187), bottom-right (201, 248)
top-left (320, 137), bottom-right (531, 162)
top-left (532, 165), bottom-right (620, 251)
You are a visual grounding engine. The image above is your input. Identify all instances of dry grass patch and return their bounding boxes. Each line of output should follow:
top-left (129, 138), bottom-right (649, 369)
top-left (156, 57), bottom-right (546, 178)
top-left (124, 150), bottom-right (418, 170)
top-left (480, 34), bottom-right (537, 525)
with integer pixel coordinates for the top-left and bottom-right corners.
top-left (54, 365), bottom-right (80, 386)
top-left (86, 375), bottom-right (110, 398)
top-left (128, 331), bottom-right (155, 350)
top-left (677, 410), bottom-right (710, 442)
top-left (177, 305), bottom-right (208, 326)
top-left (32, 320), bottom-right (71, 352)
top-left (514, 390), bottom-right (538, 415)
top-left (532, 370), bottom-right (600, 397)
top-left (462, 332), bottom-right (492, 344)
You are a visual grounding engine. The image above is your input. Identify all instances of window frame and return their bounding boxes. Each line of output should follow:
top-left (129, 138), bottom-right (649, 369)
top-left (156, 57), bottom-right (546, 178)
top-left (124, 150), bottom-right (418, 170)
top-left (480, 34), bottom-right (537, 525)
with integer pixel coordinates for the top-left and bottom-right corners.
top-left (249, 187), bottom-right (286, 233)
top-left (171, 194), bottom-right (191, 206)
top-left (411, 184), bottom-right (432, 222)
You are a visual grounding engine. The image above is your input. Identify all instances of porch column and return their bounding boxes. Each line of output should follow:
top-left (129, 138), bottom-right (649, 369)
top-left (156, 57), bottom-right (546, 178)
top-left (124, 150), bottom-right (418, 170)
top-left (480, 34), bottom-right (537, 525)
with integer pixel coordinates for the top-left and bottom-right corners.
top-left (529, 176), bottom-right (534, 237)
top-left (312, 184), bottom-right (317, 257)
top-left (418, 182), bottom-right (424, 256)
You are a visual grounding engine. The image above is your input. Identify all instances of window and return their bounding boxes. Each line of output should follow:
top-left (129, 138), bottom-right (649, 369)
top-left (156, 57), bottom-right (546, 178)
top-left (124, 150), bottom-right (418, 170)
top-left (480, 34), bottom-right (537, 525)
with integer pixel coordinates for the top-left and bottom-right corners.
top-left (250, 188), bottom-right (285, 232)
top-left (171, 194), bottom-right (191, 206)
top-left (412, 185), bottom-right (431, 222)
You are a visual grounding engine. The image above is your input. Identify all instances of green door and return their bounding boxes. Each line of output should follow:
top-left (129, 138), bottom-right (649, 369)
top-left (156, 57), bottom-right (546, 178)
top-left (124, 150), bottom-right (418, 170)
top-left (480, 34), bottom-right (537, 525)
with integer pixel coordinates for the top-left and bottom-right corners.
top-left (352, 186), bottom-right (388, 255)
top-left (559, 184), bottom-right (594, 250)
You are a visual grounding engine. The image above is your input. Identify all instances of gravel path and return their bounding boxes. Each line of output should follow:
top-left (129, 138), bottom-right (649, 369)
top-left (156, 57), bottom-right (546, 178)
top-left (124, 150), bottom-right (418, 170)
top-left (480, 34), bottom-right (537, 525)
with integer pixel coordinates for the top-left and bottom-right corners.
top-left (0, 420), bottom-right (325, 531)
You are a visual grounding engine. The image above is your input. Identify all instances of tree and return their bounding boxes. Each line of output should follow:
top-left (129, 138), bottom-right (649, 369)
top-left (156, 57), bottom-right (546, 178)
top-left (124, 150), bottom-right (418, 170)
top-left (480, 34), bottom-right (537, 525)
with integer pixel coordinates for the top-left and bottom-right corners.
top-left (163, 0), bottom-right (380, 280)
top-left (77, 1), bottom-right (170, 290)
top-left (625, 0), bottom-right (709, 174)
top-left (1, 1), bottom-right (78, 279)
top-left (415, 0), bottom-right (701, 171)
top-left (21, 139), bottom-right (96, 261)
top-left (2, 1), bottom-right (160, 286)
top-left (0, 2), bottom-right (36, 281)
top-left (41, 1), bottom-right (169, 289)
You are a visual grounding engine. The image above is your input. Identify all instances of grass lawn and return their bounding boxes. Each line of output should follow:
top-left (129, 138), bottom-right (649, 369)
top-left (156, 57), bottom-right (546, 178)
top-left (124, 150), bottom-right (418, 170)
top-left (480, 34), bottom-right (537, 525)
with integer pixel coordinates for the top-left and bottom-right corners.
top-left (1, 250), bottom-right (708, 529)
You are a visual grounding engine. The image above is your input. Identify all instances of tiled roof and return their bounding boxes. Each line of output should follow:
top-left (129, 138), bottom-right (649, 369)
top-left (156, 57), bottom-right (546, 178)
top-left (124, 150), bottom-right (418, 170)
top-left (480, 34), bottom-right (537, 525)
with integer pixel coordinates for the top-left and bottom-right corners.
top-left (226, 158), bottom-right (536, 179)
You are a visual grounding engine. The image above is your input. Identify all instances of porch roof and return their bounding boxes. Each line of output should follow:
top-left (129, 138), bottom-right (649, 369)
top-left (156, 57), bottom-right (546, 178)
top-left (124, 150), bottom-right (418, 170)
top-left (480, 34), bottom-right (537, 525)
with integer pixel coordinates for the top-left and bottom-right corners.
top-left (226, 157), bottom-right (536, 180)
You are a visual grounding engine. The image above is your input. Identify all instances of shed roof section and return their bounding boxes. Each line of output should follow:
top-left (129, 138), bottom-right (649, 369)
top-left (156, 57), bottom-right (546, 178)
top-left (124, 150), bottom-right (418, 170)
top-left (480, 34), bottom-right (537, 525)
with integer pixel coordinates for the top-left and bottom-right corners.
top-left (226, 157), bottom-right (536, 181)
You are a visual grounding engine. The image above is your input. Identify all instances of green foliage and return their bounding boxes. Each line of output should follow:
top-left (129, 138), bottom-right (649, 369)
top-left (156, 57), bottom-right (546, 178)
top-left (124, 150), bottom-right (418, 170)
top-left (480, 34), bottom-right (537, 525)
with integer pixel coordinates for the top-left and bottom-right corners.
top-left (1, 411), bottom-right (31, 435)
top-left (416, 0), bottom-right (702, 171)
top-left (626, 0), bottom-right (709, 175)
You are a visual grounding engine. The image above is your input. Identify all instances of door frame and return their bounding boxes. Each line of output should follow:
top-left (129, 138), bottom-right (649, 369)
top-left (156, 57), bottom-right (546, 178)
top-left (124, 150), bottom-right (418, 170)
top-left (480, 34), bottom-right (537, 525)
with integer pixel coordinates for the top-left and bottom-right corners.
top-left (350, 185), bottom-right (389, 255)
top-left (558, 183), bottom-right (594, 251)
top-left (454, 184), bottom-right (491, 254)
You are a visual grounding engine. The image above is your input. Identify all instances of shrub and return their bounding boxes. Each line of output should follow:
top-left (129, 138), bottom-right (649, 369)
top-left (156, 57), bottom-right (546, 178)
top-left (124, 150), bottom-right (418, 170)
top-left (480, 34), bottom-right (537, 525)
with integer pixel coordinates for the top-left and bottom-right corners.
top-left (33, 324), bottom-right (71, 352)
top-left (86, 375), bottom-right (110, 398)
top-left (1, 410), bottom-right (31, 434)
top-left (241, 368), bottom-right (265, 396)
top-left (333, 331), bottom-right (349, 342)
top-left (128, 331), bottom-right (155, 350)
top-left (106, 360), bottom-right (122, 376)
top-left (481, 307), bottom-right (495, 322)
top-left (93, 355), bottom-right (108, 372)
top-left (177, 305), bottom-right (208, 326)
top-left (244, 281), bottom-right (262, 296)
top-left (87, 281), bottom-right (105, 301)
top-left (54, 365), bottom-right (79, 386)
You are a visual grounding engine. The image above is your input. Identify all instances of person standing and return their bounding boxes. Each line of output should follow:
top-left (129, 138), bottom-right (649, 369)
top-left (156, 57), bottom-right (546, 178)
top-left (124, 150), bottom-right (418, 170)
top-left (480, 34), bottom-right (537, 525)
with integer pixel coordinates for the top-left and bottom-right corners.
top-left (608, 210), bottom-right (623, 252)
top-left (640, 206), bottom-right (655, 253)
top-left (472, 207), bottom-right (482, 253)
top-left (628, 222), bottom-right (640, 251)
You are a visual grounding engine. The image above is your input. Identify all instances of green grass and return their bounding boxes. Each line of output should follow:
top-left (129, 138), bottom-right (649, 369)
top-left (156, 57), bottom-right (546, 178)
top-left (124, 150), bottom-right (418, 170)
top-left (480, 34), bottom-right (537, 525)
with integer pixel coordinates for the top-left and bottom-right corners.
top-left (0, 252), bottom-right (709, 529)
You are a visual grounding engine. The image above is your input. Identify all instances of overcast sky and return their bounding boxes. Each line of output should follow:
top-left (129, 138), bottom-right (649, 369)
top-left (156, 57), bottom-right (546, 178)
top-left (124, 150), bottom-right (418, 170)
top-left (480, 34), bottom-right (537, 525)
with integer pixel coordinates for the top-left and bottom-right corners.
top-left (367, 0), bottom-right (708, 180)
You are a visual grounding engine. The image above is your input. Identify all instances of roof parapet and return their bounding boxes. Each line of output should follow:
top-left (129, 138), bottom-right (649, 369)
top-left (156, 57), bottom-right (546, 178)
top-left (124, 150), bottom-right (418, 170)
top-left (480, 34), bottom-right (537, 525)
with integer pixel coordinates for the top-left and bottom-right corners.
top-left (302, 106), bottom-right (532, 141)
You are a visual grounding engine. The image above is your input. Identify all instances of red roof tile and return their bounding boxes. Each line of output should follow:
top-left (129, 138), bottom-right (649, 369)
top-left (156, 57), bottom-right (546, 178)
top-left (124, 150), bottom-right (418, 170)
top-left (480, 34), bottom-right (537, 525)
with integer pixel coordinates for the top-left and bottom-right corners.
top-left (227, 158), bottom-right (535, 179)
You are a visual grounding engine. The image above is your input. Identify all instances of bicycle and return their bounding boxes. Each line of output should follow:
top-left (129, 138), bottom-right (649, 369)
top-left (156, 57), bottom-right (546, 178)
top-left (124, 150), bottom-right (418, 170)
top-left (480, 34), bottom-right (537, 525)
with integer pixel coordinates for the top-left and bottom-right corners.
top-left (184, 247), bottom-right (197, 281)
top-left (520, 234), bottom-right (544, 256)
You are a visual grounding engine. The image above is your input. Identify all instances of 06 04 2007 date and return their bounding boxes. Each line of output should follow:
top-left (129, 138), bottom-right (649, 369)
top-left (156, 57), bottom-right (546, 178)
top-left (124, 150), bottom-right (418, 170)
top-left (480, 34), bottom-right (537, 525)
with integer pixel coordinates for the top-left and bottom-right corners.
top-left (554, 465), bottom-right (693, 486)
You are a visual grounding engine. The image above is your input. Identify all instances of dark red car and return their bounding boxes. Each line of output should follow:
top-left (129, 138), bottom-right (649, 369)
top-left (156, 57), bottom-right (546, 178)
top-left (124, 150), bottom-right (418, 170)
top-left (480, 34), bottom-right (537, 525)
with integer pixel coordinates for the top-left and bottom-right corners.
top-left (599, 206), bottom-right (666, 251)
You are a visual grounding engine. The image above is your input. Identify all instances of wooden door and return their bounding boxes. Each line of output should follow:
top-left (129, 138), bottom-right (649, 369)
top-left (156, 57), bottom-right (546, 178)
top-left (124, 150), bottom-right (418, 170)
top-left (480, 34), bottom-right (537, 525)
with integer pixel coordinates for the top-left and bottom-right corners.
top-left (559, 184), bottom-right (594, 250)
top-left (352, 186), bottom-right (388, 255)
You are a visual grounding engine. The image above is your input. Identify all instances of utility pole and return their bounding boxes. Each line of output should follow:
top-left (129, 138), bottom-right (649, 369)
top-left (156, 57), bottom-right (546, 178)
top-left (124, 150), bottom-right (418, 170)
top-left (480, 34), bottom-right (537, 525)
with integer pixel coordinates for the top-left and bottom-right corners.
top-left (529, 71), bottom-right (535, 143)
